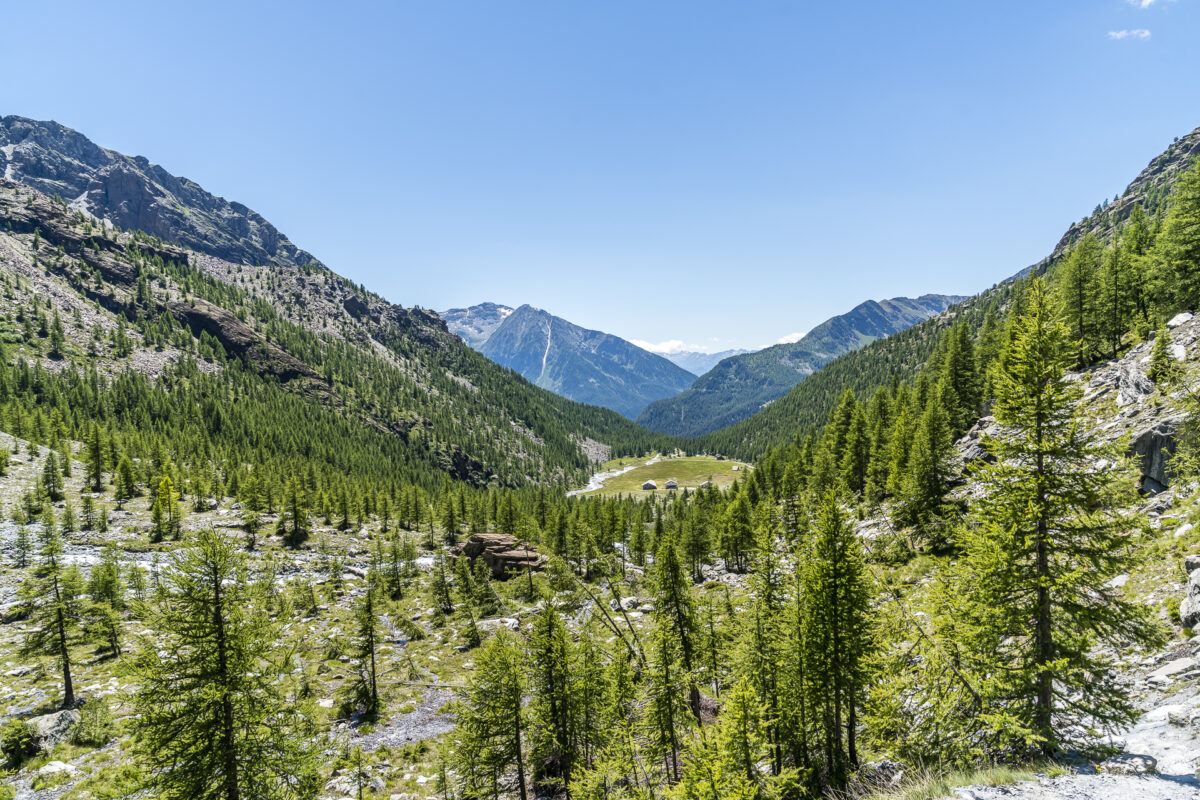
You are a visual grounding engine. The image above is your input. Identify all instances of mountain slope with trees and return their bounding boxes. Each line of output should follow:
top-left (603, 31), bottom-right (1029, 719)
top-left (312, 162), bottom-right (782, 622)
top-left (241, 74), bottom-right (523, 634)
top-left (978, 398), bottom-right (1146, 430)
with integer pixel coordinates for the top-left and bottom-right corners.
top-left (694, 126), bottom-right (1200, 461)
top-left (638, 294), bottom-right (966, 437)
top-left (0, 120), bottom-right (679, 488)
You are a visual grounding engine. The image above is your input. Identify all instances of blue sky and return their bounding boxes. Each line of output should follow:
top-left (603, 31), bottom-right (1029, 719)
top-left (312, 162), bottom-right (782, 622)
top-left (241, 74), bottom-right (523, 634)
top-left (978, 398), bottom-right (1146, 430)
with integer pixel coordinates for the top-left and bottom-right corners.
top-left (3, 1), bottom-right (1199, 352)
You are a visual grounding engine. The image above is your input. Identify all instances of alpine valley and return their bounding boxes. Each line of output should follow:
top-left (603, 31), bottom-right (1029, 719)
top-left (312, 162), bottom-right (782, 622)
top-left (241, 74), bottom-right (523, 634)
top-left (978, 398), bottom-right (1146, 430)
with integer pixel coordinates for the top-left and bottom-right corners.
top-left (2, 104), bottom-right (1200, 800)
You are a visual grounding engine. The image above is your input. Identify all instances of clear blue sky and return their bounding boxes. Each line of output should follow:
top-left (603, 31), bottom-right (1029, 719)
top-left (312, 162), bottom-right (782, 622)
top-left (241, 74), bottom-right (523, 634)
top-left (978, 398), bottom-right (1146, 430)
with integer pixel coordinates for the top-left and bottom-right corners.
top-left (3, 1), bottom-right (1199, 352)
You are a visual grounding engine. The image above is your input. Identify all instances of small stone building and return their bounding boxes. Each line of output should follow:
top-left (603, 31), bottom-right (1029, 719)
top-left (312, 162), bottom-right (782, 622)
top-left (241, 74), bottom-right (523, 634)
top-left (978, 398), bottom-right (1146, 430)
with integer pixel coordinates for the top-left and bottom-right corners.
top-left (665, 478), bottom-right (678, 490)
top-left (642, 480), bottom-right (658, 490)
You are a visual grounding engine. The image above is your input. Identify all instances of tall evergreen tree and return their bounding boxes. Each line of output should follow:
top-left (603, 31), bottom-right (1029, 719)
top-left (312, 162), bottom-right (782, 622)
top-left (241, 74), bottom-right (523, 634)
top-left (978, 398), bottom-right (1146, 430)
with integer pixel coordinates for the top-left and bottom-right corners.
top-left (20, 521), bottom-right (78, 708)
top-left (948, 278), bottom-right (1164, 754)
top-left (454, 629), bottom-right (530, 800)
top-left (802, 491), bottom-right (872, 788)
top-left (132, 531), bottom-right (318, 800)
top-left (529, 606), bottom-right (577, 795)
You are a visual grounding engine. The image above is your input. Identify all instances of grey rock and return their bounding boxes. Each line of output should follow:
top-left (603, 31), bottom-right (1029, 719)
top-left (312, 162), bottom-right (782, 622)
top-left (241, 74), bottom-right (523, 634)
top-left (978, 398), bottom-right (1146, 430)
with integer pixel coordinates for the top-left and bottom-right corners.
top-left (1097, 753), bottom-right (1157, 775)
top-left (1130, 416), bottom-right (1185, 493)
top-left (1182, 570), bottom-right (1200, 627)
top-left (1169, 312), bottom-right (1194, 328)
top-left (1115, 362), bottom-right (1155, 408)
top-left (1185, 554), bottom-right (1200, 573)
top-left (27, 708), bottom-right (80, 752)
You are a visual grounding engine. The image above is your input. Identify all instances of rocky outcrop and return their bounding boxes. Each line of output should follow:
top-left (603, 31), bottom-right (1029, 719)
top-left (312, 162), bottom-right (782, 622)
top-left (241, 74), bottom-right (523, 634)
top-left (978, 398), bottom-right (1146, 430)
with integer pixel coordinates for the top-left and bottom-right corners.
top-left (1180, 557), bottom-right (1200, 628)
top-left (451, 533), bottom-right (547, 580)
top-left (1050, 125), bottom-right (1200, 261)
top-left (1, 115), bottom-right (320, 269)
top-left (1132, 416), bottom-right (1185, 494)
top-left (167, 297), bottom-right (330, 393)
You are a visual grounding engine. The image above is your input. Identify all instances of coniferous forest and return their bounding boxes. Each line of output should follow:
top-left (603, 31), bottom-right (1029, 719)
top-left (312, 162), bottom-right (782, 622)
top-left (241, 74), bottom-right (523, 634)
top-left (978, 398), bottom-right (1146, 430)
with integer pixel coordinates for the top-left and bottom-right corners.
top-left (3, 70), bottom-right (1200, 800)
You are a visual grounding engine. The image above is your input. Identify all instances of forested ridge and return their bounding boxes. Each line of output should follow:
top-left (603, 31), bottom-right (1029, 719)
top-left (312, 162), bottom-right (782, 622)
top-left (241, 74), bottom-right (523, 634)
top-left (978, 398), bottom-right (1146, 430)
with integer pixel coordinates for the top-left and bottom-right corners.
top-left (695, 125), bottom-right (1200, 462)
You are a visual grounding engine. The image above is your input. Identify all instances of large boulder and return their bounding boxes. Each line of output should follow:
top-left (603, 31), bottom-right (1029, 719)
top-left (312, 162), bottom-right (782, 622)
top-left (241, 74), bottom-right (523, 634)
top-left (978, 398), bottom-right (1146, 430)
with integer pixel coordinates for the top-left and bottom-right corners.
top-left (451, 533), bottom-right (547, 580)
top-left (1130, 416), bottom-right (1185, 493)
top-left (27, 709), bottom-right (80, 752)
top-left (1182, 565), bottom-right (1200, 628)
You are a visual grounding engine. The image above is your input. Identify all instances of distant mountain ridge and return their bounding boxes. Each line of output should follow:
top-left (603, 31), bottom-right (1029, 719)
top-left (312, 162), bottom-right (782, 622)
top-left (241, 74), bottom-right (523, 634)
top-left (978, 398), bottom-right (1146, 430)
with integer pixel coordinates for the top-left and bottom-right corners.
top-left (637, 293), bottom-right (968, 436)
top-left (443, 303), bottom-right (697, 418)
top-left (660, 348), bottom-right (751, 377)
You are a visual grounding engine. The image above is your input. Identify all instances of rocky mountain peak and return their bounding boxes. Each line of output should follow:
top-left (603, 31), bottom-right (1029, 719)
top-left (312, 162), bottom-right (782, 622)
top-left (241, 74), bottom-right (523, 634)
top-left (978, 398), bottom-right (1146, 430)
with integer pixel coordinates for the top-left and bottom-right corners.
top-left (0, 115), bottom-right (319, 269)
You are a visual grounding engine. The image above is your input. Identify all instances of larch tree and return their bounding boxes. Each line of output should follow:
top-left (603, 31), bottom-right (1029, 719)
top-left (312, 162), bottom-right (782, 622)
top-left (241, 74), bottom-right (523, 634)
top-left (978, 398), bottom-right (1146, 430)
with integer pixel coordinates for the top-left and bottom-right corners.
top-left (453, 629), bottom-right (530, 800)
top-left (802, 491), bottom-right (872, 789)
top-left (948, 277), bottom-right (1165, 755)
top-left (20, 520), bottom-right (79, 708)
top-left (132, 530), bottom-right (319, 800)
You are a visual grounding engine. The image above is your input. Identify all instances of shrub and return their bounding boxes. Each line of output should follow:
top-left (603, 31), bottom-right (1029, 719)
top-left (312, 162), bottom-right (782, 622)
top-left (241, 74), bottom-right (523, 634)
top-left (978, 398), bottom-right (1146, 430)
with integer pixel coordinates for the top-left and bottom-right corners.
top-left (72, 697), bottom-right (115, 747)
top-left (0, 718), bottom-right (34, 768)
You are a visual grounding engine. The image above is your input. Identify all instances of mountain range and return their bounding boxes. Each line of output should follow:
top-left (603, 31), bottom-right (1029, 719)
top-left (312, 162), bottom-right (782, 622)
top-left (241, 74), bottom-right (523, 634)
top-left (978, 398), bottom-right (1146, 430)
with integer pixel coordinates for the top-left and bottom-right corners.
top-left (636, 293), bottom-right (967, 437)
top-left (0, 115), bottom-right (672, 486)
top-left (442, 303), bottom-right (697, 418)
top-left (656, 348), bottom-right (751, 376)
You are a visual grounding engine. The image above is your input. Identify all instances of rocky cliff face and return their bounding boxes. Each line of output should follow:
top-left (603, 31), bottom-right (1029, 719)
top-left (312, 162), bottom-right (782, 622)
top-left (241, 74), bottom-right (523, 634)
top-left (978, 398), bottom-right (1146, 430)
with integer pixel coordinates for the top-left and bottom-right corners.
top-left (638, 294), bottom-right (967, 437)
top-left (0, 116), bottom-right (319, 268)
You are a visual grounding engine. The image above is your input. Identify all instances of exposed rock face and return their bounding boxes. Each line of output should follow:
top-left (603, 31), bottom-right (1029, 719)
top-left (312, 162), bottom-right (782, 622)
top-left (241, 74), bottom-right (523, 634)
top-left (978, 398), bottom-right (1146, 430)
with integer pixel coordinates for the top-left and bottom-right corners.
top-left (1132, 417), bottom-right (1185, 494)
top-left (451, 533), bottom-right (547, 580)
top-left (27, 709), bottom-right (80, 752)
top-left (956, 416), bottom-right (996, 466)
top-left (1180, 561), bottom-right (1200, 628)
top-left (0, 115), bottom-right (319, 268)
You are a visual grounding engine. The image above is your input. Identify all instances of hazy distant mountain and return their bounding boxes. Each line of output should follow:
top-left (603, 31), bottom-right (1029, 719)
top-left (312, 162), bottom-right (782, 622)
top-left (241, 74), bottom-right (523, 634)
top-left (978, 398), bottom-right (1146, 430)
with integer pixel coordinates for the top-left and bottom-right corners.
top-left (637, 294), bottom-right (968, 436)
top-left (659, 348), bottom-right (752, 377)
top-left (439, 302), bottom-right (514, 349)
top-left (443, 304), bottom-right (697, 418)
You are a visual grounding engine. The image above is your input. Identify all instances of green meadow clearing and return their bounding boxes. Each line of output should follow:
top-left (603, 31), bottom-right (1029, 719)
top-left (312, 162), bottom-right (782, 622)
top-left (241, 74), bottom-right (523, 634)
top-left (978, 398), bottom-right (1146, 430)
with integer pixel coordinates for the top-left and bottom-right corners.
top-left (582, 454), bottom-right (750, 497)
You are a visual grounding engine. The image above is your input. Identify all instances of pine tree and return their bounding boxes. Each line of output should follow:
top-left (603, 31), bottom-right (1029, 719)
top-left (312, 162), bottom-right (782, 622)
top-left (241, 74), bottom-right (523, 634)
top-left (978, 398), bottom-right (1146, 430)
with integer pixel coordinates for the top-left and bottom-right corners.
top-left (895, 394), bottom-right (956, 545)
top-left (349, 580), bottom-right (381, 720)
top-left (41, 451), bottom-right (64, 502)
top-left (1057, 234), bottom-right (1101, 366)
top-left (529, 606), bottom-right (577, 794)
top-left (151, 474), bottom-right (182, 541)
top-left (278, 477), bottom-right (310, 548)
top-left (132, 531), bottom-right (319, 800)
top-left (115, 455), bottom-right (138, 508)
top-left (802, 491), bottom-right (872, 788)
top-left (948, 278), bottom-right (1165, 755)
top-left (1149, 325), bottom-right (1177, 386)
top-left (20, 521), bottom-right (78, 708)
top-left (453, 629), bottom-right (529, 800)
top-left (645, 623), bottom-right (691, 785)
top-left (838, 406), bottom-right (869, 496)
top-left (653, 533), bottom-right (701, 719)
top-left (1161, 160), bottom-right (1200, 309)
